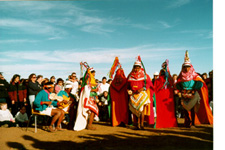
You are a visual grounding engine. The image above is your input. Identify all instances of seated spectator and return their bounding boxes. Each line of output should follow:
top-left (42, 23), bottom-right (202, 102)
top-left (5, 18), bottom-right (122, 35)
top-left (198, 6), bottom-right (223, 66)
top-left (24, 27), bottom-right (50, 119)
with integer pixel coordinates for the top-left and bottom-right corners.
top-left (0, 103), bottom-right (16, 127)
top-left (34, 82), bottom-right (66, 132)
top-left (15, 106), bottom-right (28, 127)
top-left (55, 78), bottom-right (64, 94)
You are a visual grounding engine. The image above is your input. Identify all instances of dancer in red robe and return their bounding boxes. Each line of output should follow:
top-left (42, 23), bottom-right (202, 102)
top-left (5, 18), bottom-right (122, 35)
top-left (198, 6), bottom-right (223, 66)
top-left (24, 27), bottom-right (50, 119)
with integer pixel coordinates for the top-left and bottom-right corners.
top-left (108, 57), bottom-right (129, 127)
top-left (127, 56), bottom-right (153, 129)
top-left (154, 60), bottom-right (178, 128)
top-left (175, 50), bottom-right (213, 127)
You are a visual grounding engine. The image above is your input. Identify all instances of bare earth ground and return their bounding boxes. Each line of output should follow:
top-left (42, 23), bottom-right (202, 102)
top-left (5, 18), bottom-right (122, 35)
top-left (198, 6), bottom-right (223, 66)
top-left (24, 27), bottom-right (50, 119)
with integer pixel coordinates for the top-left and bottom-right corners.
top-left (0, 118), bottom-right (213, 150)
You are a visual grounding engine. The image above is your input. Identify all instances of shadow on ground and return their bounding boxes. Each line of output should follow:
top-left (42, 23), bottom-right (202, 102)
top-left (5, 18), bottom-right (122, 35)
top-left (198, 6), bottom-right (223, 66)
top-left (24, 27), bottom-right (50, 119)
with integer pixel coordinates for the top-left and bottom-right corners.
top-left (7, 125), bottom-right (213, 150)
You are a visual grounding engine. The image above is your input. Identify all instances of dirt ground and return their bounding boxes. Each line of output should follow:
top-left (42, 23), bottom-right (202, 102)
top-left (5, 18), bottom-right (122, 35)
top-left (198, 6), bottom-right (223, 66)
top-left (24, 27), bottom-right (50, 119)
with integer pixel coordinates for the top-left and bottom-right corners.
top-left (0, 118), bottom-right (213, 150)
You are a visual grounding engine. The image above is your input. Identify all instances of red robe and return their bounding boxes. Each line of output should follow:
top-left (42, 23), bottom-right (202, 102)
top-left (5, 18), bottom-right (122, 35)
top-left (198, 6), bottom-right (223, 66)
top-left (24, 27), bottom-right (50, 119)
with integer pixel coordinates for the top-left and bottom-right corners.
top-left (177, 76), bottom-right (213, 125)
top-left (127, 72), bottom-right (155, 125)
top-left (154, 76), bottom-right (178, 128)
top-left (110, 68), bottom-right (129, 126)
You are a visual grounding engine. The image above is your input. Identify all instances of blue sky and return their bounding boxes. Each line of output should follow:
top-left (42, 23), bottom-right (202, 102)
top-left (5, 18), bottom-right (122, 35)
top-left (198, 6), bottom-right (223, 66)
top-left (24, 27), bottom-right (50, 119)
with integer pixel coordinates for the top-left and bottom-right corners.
top-left (0, 0), bottom-right (213, 82)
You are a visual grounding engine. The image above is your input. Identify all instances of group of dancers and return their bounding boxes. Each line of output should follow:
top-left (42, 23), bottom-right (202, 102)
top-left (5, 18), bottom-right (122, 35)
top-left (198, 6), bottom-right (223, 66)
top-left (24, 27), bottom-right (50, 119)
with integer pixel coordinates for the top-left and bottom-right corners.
top-left (33, 50), bottom-right (213, 132)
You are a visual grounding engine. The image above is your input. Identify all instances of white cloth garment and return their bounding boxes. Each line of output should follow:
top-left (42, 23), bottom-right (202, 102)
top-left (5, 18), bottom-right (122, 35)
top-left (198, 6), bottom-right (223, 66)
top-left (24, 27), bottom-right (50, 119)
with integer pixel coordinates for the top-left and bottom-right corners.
top-left (0, 109), bottom-right (14, 122)
top-left (97, 83), bottom-right (109, 95)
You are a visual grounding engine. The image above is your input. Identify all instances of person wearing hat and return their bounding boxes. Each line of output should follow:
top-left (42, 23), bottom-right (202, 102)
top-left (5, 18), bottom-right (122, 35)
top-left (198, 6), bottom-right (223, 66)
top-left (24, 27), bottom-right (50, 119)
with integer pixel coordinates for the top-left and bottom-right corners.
top-left (175, 50), bottom-right (213, 128)
top-left (34, 82), bottom-right (66, 132)
top-left (74, 67), bottom-right (99, 131)
top-left (57, 81), bottom-right (78, 129)
top-left (152, 71), bottom-right (159, 85)
top-left (154, 59), bottom-right (178, 128)
top-left (127, 56), bottom-right (154, 130)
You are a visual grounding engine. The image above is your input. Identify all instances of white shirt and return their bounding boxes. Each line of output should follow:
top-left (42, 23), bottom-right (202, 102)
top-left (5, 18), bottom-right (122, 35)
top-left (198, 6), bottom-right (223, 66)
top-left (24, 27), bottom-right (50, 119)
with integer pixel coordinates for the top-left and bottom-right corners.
top-left (71, 81), bottom-right (79, 95)
top-left (15, 112), bottom-right (28, 122)
top-left (0, 109), bottom-right (14, 122)
top-left (98, 83), bottom-right (110, 95)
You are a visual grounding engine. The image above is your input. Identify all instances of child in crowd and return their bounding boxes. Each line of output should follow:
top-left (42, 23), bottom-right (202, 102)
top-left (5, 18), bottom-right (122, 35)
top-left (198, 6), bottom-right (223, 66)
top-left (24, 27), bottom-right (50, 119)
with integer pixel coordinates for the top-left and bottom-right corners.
top-left (15, 106), bottom-right (28, 127)
top-left (98, 91), bottom-right (109, 121)
top-left (0, 103), bottom-right (16, 127)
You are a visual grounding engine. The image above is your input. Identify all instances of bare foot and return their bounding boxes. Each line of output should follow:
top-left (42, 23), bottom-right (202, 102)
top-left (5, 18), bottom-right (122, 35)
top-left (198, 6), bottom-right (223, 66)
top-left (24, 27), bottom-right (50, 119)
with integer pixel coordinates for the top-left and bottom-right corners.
top-left (48, 126), bottom-right (55, 132)
top-left (87, 125), bottom-right (96, 130)
top-left (55, 127), bottom-right (65, 131)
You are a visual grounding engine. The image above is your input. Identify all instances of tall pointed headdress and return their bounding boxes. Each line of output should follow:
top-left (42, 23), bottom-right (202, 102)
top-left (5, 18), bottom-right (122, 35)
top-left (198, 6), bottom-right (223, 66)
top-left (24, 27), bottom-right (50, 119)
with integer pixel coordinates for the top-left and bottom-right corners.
top-left (182, 50), bottom-right (191, 67)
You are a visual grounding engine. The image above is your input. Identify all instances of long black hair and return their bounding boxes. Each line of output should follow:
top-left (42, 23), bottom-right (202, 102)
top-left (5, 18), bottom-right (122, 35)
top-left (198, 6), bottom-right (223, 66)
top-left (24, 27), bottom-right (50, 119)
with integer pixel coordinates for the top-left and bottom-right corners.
top-left (10, 74), bottom-right (20, 84)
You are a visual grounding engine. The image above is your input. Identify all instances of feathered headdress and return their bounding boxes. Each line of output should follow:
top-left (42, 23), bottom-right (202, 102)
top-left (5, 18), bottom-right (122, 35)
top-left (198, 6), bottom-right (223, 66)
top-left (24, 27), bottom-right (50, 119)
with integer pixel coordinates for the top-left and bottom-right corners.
top-left (80, 62), bottom-right (90, 78)
top-left (108, 57), bottom-right (122, 79)
top-left (80, 62), bottom-right (96, 90)
top-left (161, 59), bottom-right (170, 89)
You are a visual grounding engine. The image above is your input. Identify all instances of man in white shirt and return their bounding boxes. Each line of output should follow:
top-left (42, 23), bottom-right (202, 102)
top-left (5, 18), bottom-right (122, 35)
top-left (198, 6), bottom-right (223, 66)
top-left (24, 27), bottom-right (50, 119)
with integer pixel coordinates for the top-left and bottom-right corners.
top-left (98, 77), bottom-right (110, 96)
top-left (70, 72), bottom-right (79, 100)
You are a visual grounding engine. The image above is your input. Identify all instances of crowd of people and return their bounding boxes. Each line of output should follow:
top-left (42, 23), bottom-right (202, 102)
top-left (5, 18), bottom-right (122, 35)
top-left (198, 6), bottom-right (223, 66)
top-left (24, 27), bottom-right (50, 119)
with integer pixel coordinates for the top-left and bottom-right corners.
top-left (0, 51), bottom-right (213, 132)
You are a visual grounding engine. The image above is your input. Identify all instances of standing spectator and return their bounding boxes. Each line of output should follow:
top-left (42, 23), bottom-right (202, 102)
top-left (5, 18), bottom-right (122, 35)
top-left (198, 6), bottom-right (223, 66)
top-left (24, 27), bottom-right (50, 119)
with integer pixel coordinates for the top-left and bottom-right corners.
top-left (28, 73), bottom-right (42, 108)
top-left (50, 76), bottom-right (56, 84)
top-left (70, 72), bottom-right (79, 97)
top-left (0, 72), bottom-right (10, 104)
top-left (98, 77), bottom-right (110, 97)
top-left (8, 74), bottom-right (27, 116)
top-left (37, 75), bottom-right (44, 88)
top-left (55, 78), bottom-right (64, 94)
top-left (0, 103), bottom-right (16, 127)
top-left (15, 106), bottom-right (28, 127)
top-left (107, 79), bottom-right (112, 85)
top-left (201, 72), bottom-right (208, 81)
top-left (207, 71), bottom-right (213, 112)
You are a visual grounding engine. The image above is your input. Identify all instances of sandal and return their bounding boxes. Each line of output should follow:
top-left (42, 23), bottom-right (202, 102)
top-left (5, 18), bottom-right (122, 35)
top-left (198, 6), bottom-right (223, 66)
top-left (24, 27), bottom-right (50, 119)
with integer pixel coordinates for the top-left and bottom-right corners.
top-left (48, 126), bottom-right (56, 132)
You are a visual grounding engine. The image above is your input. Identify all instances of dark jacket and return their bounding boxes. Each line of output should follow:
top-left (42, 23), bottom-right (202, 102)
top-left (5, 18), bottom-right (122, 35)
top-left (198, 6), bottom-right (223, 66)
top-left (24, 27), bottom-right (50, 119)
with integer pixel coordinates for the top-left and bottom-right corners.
top-left (28, 81), bottom-right (42, 96)
top-left (0, 79), bottom-right (9, 98)
top-left (8, 82), bottom-right (27, 102)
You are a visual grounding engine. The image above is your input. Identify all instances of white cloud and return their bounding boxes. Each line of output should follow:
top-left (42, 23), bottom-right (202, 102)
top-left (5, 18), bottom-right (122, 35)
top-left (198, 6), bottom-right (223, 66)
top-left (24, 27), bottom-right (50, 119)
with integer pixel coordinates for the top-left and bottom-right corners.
top-left (0, 18), bottom-right (66, 36)
top-left (179, 29), bottom-right (213, 39)
top-left (167, 0), bottom-right (191, 8)
top-left (0, 39), bottom-right (38, 44)
top-left (0, 44), bottom-right (207, 65)
top-left (158, 21), bottom-right (172, 29)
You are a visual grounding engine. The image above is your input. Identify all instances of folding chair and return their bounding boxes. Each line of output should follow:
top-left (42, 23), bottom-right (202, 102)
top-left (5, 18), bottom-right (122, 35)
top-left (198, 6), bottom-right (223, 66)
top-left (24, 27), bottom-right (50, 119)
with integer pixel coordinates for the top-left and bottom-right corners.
top-left (26, 105), bottom-right (50, 133)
